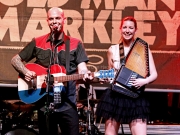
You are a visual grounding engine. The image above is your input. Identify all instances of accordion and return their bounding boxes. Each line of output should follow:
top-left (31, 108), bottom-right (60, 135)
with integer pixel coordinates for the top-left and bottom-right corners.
top-left (112, 37), bottom-right (149, 98)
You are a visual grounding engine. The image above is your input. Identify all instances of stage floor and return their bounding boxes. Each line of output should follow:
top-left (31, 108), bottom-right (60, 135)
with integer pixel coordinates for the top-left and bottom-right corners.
top-left (97, 123), bottom-right (180, 135)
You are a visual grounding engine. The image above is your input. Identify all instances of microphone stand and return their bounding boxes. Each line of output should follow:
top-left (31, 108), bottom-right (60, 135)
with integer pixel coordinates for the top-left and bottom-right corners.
top-left (45, 31), bottom-right (55, 113)
top-left (84, 83), bottom-right (91, 135)
top-left (45, 52), bottom-right (53, 114)
top-left (45, 31), bottom-right (64, 113)
top-left (85, 83), bottom-right (102, 135)
top-left (44, 31), bottom-right (64, 135)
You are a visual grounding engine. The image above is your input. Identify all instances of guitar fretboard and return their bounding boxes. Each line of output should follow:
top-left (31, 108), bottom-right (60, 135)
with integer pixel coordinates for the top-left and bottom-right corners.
top-left (54, 74), bottom-right (85, 82)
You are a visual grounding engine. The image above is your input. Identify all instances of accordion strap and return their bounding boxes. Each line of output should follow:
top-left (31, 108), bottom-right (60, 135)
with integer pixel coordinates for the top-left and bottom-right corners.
top-left (111, 43), bottom-right (125, 70)
top-left (119, 43), bottom-right (125, 65)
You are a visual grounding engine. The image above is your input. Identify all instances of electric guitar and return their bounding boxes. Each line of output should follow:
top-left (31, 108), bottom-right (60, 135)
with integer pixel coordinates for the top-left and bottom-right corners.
top-left (18, 63), bottom-right (115, 104)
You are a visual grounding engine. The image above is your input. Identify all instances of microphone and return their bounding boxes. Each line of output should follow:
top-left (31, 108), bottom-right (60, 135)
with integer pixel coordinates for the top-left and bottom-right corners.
top-left (52, 25), bottom-right (58, 32)
top-left (49, 25), bottom-right (58, 43)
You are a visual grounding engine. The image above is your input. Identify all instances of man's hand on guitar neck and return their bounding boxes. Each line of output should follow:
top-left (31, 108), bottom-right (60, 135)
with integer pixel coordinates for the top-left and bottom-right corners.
top-left (77, 62), bottom-right (93, 82)
top-left (83, 70), bottom-right (93, 81)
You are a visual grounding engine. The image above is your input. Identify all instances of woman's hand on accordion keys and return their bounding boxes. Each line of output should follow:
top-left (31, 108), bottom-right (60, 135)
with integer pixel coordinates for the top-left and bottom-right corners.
top-left (131, 78), bottom-right (148, 89)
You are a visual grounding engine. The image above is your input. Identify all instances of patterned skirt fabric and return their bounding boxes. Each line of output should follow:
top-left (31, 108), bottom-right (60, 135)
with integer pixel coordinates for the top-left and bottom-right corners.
top-left (95, 87), bottom-right (150, 124)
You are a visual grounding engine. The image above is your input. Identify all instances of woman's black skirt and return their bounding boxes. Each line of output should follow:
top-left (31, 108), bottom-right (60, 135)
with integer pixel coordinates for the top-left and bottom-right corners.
top-left (95, 87), bottom-right (150, 124)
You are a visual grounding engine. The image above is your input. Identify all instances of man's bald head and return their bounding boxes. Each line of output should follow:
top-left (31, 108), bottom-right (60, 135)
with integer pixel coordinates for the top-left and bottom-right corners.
top-left (47, 7), bottom-right (66, 36)
top-left (47, 7), bottom-right (65, 18)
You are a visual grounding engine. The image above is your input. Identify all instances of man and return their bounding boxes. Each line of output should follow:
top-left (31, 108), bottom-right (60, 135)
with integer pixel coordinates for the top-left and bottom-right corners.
top-left (11, 7), bottom-right (93, 135)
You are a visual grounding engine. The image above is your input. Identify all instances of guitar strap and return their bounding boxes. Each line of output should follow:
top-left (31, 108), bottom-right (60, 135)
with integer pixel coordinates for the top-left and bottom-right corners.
top-left (65, 38), bottom-right (77, 110)
top-left (65, 38), bottom-right (70, 75)
top-left (65, 37), bottom-right (70, 103)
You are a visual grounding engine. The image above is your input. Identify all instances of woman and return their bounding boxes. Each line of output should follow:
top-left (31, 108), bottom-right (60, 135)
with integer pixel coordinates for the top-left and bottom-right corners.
top-left (96, 16), bottom-right (158, 135)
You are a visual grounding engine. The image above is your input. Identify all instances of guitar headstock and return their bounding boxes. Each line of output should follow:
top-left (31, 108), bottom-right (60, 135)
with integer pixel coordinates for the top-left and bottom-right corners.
top-left (94, 69), bottom-right (115, 79)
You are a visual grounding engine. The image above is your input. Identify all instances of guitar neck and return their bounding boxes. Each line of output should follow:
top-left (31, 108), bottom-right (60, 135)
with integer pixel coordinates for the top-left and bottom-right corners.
top-left (54, 73), bottom-right (94, 83)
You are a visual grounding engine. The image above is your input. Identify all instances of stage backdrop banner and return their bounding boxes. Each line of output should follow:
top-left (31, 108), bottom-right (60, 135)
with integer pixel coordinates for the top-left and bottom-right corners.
top-left (0, 0), bottom-right (180, 90)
